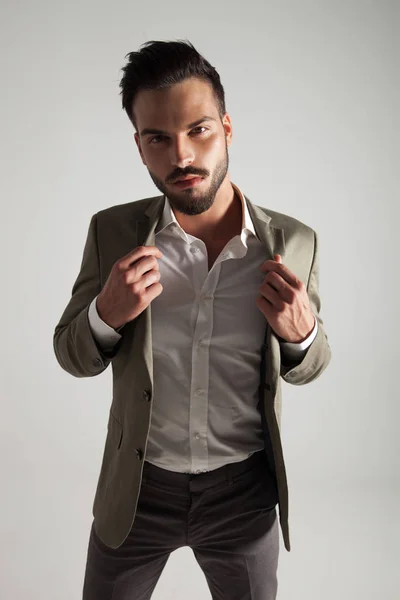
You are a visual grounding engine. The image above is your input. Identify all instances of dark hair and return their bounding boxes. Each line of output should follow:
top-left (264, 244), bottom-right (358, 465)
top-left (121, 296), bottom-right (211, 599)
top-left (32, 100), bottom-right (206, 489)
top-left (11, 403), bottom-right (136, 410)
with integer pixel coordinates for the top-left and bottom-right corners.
top-left (119, 39), bottom-right (226, 130)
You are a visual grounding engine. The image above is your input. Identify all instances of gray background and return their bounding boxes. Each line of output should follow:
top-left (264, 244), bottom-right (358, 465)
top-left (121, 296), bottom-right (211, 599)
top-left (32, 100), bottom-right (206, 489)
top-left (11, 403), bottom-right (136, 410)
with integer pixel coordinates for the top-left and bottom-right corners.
top-left (1, 0), bottom-right (398, 598)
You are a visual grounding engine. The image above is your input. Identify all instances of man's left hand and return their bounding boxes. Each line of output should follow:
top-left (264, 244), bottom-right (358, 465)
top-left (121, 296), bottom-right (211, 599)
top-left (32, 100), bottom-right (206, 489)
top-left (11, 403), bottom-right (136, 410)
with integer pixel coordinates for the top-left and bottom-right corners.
top-left (256, 254), bottom-right (315, 343)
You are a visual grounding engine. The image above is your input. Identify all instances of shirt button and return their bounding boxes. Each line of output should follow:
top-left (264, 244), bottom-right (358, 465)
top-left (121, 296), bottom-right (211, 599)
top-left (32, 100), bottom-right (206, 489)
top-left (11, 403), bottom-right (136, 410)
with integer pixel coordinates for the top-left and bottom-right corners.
top-left (196, 389), bottom-right (205, 396)
top-left (190, 246), bottom-right (199, 253)
top-left (195, 434), bottom-right (200, 439)
top-left (92, 358), bottom-right (102, 367)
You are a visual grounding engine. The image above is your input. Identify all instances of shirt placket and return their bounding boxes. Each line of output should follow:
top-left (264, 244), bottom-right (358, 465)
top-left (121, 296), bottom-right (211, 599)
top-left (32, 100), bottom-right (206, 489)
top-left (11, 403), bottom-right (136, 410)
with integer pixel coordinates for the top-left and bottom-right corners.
top-left (188, 239), bottom-right (223, 473)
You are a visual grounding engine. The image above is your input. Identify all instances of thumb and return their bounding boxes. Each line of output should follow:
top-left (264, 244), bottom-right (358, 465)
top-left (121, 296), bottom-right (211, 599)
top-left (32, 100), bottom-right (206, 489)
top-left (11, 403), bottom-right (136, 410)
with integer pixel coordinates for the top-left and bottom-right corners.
top-left (274, 254), bottom-right (282, 263)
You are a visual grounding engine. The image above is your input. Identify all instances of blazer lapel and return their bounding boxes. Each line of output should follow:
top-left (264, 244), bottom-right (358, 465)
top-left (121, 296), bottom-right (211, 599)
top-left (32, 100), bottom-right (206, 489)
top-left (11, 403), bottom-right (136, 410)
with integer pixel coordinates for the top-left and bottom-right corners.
top-left (245, 196), bottom-right (285, 395)
top-left (127, 196), bottom-right (165, 383)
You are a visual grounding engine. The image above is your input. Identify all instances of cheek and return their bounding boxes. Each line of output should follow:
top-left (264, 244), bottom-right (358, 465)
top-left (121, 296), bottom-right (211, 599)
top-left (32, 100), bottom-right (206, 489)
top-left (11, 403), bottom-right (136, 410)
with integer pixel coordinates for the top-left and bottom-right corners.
top-left (142, 149), bottom-right (163, 172)
top-left (208, 132), bottom-right (226, 151)
top-left (200, 135), bottom-right (226, 165)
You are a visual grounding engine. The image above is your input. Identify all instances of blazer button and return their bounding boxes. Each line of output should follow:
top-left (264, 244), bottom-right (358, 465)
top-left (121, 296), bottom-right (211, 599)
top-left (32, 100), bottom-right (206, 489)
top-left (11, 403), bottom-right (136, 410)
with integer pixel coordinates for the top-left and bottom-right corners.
top-left (135, 449), bottom-right (143, 460)
top-left (143, 389), bottom-right (151, 402)
top-left (92, 358), bottom-right (102, 367)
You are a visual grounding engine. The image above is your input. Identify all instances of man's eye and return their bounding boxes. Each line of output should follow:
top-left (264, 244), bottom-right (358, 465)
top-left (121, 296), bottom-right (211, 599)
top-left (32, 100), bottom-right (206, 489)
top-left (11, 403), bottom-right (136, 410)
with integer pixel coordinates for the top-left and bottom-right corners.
top-left (192, 127), bottom-right (207, 134)
top-left (149, 127), bottom-right (208, 145)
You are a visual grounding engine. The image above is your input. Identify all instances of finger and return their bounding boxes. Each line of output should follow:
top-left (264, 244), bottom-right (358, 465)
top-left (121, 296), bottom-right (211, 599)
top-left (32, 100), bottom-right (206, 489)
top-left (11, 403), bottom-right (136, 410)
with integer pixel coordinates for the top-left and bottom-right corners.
top-left (260, 281), bottom-right (281, 307)
top-left (256, 295), bottom-right (272, 316)
top-left (143, 268), bottom-right (162, 289)
top-left (264, 271), bottom-right (296, 305)
top-left (261, 254), bottom-right (281, 271)
top-left (271, 270), bottom-right (291, 289)
top-left (260, 261), bottom-right (298, 287)
top-left (119, 245), bottom-right (163, 270)
top-left (130, 254), bottom-right (161, 280)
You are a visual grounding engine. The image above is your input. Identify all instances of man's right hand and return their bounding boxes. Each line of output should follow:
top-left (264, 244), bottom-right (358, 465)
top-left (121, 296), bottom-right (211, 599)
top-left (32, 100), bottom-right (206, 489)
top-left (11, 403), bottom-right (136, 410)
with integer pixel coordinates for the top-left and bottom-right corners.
top-left (96, 246), bottom-right (164, 330)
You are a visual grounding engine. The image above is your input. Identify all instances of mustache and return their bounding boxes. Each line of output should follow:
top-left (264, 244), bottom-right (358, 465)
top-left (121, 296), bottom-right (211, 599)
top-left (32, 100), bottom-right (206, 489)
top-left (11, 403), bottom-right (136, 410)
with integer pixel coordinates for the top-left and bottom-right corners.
top-left (167, 170), bottom-right (208, 183)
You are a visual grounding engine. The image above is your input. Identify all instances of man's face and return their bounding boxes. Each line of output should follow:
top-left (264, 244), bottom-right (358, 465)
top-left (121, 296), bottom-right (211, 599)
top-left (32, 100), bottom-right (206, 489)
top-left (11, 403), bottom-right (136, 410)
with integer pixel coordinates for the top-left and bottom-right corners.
top-left (133, 77), bottom-right (232, 216)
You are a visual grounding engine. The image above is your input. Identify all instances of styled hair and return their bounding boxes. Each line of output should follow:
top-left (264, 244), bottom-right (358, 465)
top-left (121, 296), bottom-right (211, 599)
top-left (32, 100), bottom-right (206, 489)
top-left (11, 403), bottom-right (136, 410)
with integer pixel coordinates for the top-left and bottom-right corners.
top-left (119, 39), bottom-right (226, 130)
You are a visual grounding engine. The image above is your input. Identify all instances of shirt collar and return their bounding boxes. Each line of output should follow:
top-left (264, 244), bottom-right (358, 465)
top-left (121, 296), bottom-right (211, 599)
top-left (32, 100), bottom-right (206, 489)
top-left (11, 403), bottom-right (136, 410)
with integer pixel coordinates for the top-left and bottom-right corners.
top-left (155, 182), bottom-right (259, 245)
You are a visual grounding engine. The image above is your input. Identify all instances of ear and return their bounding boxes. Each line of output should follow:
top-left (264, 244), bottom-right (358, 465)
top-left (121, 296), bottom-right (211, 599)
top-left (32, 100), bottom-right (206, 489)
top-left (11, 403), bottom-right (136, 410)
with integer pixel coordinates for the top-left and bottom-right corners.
top-left (221, 113), bottom-right (233, 147)
top-left (134, 132), bottom-right (147, 166)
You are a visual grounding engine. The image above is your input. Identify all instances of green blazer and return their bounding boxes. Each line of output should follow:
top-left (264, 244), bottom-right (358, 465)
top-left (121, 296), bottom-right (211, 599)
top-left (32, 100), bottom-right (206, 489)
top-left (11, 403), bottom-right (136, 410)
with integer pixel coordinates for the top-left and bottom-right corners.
top-left (53, 193), bottom-right (332, 552)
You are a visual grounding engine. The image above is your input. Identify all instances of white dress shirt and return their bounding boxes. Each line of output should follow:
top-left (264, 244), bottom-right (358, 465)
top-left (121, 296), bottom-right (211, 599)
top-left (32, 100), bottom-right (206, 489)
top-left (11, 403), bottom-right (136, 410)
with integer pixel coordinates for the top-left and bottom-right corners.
top-left (88, 183), bottom-right (318, 473)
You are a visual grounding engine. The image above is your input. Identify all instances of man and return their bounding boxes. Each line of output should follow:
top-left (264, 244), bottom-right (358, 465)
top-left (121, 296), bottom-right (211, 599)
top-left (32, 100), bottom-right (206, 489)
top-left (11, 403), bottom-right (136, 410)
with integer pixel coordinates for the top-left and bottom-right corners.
top-left (53, 39), bottom-right (331, 600)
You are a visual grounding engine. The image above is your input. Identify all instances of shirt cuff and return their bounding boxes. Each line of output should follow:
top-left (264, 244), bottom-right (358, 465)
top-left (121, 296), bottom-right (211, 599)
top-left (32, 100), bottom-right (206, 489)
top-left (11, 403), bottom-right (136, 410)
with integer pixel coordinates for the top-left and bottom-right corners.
top-left (279, 315), bottom-right (318, 360)
top-left (88, 296), bottom-right (123, 349)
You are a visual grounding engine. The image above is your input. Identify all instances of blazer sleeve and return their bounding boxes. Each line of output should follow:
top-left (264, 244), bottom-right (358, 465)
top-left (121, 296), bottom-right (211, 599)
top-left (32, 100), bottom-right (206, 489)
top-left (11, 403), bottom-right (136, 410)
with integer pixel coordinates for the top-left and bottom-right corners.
top-left (53, 213), bottom-right (122, 378)
top-left (280, 230), bottom-right (332, 385)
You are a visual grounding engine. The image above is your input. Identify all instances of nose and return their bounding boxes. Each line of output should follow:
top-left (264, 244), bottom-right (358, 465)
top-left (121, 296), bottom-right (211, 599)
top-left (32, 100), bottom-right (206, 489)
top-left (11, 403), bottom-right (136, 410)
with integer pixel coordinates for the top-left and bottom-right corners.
top-left (169, 136), bottom-right (195, 169)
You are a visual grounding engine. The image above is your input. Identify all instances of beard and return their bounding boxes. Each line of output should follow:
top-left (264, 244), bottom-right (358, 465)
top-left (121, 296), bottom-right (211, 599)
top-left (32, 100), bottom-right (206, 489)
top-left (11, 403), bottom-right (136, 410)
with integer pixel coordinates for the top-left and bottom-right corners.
top-left (147, 144), bottom-right (229, 216)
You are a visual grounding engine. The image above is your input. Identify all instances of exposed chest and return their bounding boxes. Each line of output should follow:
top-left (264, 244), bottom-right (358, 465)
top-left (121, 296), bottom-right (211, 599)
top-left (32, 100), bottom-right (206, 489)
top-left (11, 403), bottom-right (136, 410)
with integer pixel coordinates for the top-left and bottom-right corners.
top-left (206, 243), bottom-right (228, 271)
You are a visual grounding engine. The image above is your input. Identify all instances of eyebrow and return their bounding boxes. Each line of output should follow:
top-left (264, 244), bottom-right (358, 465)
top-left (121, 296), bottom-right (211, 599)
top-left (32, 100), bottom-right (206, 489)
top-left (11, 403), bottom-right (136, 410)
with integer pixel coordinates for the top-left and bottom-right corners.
top-left (140, 116), bottom-right (217, 137)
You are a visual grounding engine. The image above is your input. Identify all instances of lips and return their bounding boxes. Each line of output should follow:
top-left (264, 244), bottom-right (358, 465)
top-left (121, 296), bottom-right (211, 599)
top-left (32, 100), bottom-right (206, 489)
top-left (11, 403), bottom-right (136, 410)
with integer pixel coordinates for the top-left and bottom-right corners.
top-left (174, 175), bottom-right (201, 183)
top-left (173, 176), bottom-right (203, 189)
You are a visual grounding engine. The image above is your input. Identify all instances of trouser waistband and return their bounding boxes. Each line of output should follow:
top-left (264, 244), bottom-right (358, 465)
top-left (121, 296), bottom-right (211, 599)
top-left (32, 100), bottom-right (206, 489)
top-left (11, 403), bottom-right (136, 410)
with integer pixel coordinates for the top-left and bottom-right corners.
top-left (142, 449), bottom-right (267, 488)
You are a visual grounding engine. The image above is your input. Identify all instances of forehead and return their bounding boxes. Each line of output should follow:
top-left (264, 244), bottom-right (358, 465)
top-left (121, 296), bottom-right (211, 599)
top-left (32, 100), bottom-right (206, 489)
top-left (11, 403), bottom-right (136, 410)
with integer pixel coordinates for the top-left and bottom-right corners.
top-left (134, 77), bottom-right (218, 131)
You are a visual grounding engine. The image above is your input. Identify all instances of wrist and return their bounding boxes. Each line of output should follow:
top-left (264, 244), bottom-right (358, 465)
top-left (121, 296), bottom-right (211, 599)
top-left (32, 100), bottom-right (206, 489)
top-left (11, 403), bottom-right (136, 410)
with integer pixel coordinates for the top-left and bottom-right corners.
top-left (96, 296), bottom-right (117, 329)
top-left (290, 315), bottom-right (316, 343)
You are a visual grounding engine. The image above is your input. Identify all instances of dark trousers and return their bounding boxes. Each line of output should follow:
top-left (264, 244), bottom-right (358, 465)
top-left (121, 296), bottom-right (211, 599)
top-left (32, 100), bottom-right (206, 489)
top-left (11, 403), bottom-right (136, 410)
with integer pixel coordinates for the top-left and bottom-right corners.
top-left (83, 449), bottom-right (280, 599)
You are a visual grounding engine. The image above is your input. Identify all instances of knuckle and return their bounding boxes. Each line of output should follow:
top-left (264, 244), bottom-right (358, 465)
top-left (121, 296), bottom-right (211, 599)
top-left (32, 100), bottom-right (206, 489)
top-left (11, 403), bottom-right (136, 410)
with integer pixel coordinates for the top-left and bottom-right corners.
top-left (266, 271), bottom-right (274, 282)
top-left (131, 281), bottom-right (141, 295)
